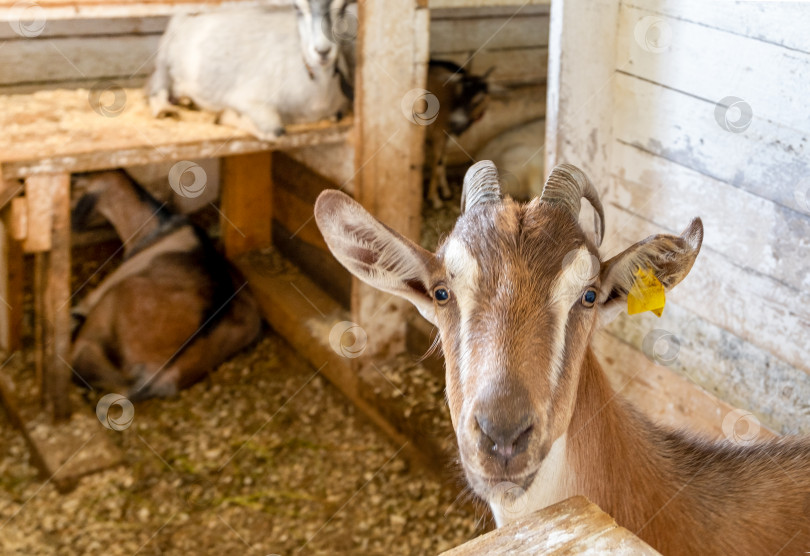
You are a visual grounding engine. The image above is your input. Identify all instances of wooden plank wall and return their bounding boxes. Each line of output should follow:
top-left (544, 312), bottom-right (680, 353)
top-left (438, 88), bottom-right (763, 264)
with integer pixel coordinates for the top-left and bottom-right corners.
top-left (430, 5), bottom-right (549, 165)
top-left (595, 1), bottom-right (810, 435)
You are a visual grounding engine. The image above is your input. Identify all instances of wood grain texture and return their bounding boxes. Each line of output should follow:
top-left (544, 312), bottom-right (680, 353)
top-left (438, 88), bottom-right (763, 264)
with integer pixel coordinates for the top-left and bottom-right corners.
top-left (623, 0), bottom-right (810, 54)
top-left (0, 204), bottom-right (24, 353)
top-left (220, 151), bottom-right (273, 259)
top-left (0, 0), bottom-right (286, 20)
top-left (0, 35), bottom-right (161, 86)
top-left (430, 9), bottom-right (549, 52)
top-left (545, 0), bottom-right (620, 181)
top-left (39, 173), bottom-right (71, 420)
top-left (352, 0), bottom-right (428, 358)
top-left (612, 72), bottom-right (809, 217)
top-left (0, 89), bottom-right (351, 183)
top-left (440, 496), bottom-right (660, 555)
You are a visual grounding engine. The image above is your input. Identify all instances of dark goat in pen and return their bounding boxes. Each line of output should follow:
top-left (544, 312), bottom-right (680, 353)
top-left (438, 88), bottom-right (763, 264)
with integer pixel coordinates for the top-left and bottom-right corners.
top-left (70, 170), bottom-right (261, 401)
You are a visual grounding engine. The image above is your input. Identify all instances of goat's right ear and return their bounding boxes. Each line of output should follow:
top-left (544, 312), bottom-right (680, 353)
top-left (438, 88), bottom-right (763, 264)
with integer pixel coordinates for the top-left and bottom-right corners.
top-left (314, 190), bottom-right (438, 324)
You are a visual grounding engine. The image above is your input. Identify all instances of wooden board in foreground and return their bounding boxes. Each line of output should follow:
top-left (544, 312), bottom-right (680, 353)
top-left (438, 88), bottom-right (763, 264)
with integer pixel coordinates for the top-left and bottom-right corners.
top-left (440, 495), bottom-right (660, 555)
top-left (0, 88), bottom-right (351, 183)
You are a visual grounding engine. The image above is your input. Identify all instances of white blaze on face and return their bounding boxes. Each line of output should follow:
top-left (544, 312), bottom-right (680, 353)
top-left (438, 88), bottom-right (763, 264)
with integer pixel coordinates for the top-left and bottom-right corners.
top-left (444, 237), bottom-right (480, 382)
top-left (547, 247), bottom-right (597, 391)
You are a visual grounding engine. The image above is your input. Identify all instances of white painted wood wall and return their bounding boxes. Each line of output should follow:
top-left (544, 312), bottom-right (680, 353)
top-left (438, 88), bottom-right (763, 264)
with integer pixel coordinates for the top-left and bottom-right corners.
top-left (548, 0), bottom-right (810, 435)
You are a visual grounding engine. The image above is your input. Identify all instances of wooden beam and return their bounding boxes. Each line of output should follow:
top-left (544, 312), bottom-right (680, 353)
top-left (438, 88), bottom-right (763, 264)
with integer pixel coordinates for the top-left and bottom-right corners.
top-left (440, 496), bottom-right (660, 555)
top-left (220, 151), bottom-right (273, 259)
top-left (545, 0), bottom-right (620, 183)
top-left (352, 0), bottom-right (429, 359)
top-left (0, 203), bottom-right (23, 353)
top-left (25, 174), bottom-right (72, 421)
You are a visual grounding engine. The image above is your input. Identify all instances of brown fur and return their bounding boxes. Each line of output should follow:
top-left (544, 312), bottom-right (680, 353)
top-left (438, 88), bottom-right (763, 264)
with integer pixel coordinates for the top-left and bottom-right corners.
top-left (70, 171), bottom-right (261, 400)
top-left (314, 166), bottom-right (810, 555)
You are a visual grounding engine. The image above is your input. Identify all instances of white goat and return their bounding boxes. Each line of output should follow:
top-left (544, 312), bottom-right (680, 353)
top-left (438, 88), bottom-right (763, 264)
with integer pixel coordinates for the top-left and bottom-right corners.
top-left (475, 118), bottom-right (545, 201)
top-left (149, 0), bottom-right (351, 139)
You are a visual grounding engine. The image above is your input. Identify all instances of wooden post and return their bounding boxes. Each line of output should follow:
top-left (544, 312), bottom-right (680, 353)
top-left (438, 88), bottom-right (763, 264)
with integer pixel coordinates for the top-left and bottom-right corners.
top-left (25, 174), bottom-right (72, 421)
top-left (545, 0), bottom-right (620, 183)
top-left (0, 202), bottom-right (24, 353)
top-left (352, 0), bottom-right (430, 359)
top-left (220, 151), bottom-right (274, 260)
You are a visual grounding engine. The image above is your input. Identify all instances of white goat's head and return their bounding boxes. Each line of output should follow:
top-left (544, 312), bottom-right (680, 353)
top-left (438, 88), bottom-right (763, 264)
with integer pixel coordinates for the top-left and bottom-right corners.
top-left (293, 0), bottom-right (351, 69)
top-left (314, 161), bottom-right (703, 506)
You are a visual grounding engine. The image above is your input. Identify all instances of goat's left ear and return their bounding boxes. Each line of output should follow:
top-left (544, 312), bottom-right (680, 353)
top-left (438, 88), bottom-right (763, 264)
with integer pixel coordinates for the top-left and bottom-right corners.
top-left (598, 218), bottom-right (703, 322)
top-left (314, 190), bottom-right (438, 324)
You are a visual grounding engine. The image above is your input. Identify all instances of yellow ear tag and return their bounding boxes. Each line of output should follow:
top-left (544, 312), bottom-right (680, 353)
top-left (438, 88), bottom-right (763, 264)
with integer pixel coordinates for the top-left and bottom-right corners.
top-left (627, 267), bottom-right (666, 317)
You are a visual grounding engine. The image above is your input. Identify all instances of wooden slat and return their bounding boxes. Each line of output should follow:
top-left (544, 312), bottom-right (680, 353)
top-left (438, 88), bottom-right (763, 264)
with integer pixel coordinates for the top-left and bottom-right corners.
top-left (441, 496), bottom-right (660, 555)
top-left (0, 0), bottom-right (287, 20)
top-left (430, 0), bottom-right (549, 9)
top-left (37, 173), bottom-right (72, 421)
top-left (616, 5), bottom-right (810, 131)
top-left (0, 15), bottom-right (167, 39)
top-left (430, 9), bottom-right (549, 52)
top-left (608, 142), bottom-right (810, 293)
top-left (0, 35), bottom-right (161, 86)
top-left (612, 72), bottom-right (808, 216)
top-left (623, 0), bottom-right (810, 54)
top-left (0, 88), bottom-right (351, 183)
top-left (0, 204), bottom-right (24, 353)
top-left (352, 0), bottom-right (428, 359)
top-left (220, 151), bottom-right (273, 259)
top-left (545, 0), bottom-right (620, 181)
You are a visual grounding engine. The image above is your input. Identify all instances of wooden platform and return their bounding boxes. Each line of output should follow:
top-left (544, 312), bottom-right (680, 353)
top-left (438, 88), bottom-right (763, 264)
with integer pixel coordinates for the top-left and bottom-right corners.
top-left (440, 496), bottom-right (660, 555)
top-left (0, 88), bottom-right (351, 185)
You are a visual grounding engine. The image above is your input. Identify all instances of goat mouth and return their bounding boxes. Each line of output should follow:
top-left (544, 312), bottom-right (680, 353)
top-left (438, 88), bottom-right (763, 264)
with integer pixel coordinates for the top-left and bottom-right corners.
top-left (468, 469), bottom-right (538, 494)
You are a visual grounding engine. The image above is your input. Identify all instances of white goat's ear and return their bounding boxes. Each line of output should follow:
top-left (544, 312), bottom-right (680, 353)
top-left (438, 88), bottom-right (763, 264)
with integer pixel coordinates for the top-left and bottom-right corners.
top-left (598, 218), bottom-right (703, 321)
top-left (314, 190), bottom-right (438, 324)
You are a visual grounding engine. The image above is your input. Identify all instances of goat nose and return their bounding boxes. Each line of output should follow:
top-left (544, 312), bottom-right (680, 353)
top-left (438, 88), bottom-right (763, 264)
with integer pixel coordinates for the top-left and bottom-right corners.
top-left (476, 413), bottom-right (534, 461)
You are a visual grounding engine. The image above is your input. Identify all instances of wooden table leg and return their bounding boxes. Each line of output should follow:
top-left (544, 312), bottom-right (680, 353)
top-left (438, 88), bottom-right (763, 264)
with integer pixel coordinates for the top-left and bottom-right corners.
top-left (220, 151), bottom-right (274, 259)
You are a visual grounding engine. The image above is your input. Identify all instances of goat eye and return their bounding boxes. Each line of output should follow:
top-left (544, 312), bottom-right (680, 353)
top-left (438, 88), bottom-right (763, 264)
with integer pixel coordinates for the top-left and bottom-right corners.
top-left (433, 286), bottom-right (451, 305)
top-left (581, 288), bottom-right (597, 307)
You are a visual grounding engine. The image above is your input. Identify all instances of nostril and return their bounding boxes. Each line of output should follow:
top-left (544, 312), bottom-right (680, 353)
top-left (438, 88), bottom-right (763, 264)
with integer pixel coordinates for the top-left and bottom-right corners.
top-left (475, 415), bottom-right (534, 461)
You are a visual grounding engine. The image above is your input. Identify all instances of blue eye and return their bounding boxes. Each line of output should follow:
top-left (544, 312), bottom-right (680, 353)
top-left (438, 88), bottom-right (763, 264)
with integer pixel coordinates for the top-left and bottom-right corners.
top-left (582, 289), bottom-right (597, 307)
top-left (433, 286), bottom-right (450, 304)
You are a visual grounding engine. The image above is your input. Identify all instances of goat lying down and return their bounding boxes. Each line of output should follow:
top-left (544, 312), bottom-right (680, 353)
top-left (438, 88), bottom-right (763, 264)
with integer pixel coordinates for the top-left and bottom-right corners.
top-left (71, 171), bottom-right (261, 401)
top-left (149, 0), bottom-right (351, 139)
top-left (315, 161), bottom-right (810, 555)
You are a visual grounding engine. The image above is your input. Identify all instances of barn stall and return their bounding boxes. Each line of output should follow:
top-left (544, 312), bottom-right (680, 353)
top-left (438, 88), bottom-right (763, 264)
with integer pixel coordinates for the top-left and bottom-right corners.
top-left (0, 0), bottom-right (807, 554)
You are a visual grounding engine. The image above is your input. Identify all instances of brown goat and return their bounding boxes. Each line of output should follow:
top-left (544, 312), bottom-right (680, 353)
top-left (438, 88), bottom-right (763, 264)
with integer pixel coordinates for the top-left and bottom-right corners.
top-left (70, 170), bottom-right (261, 401)
top-left (424, 60), bottom-right (490, 209)
top-left (315, 161), bottom-right (810, 555)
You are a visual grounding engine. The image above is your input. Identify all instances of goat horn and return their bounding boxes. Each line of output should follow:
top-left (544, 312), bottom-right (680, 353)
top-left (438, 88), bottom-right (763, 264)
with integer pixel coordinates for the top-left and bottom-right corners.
top-left (540, 164), bottom-right (605, 247)
top-left (461, 160), bottom-right (502, 214)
